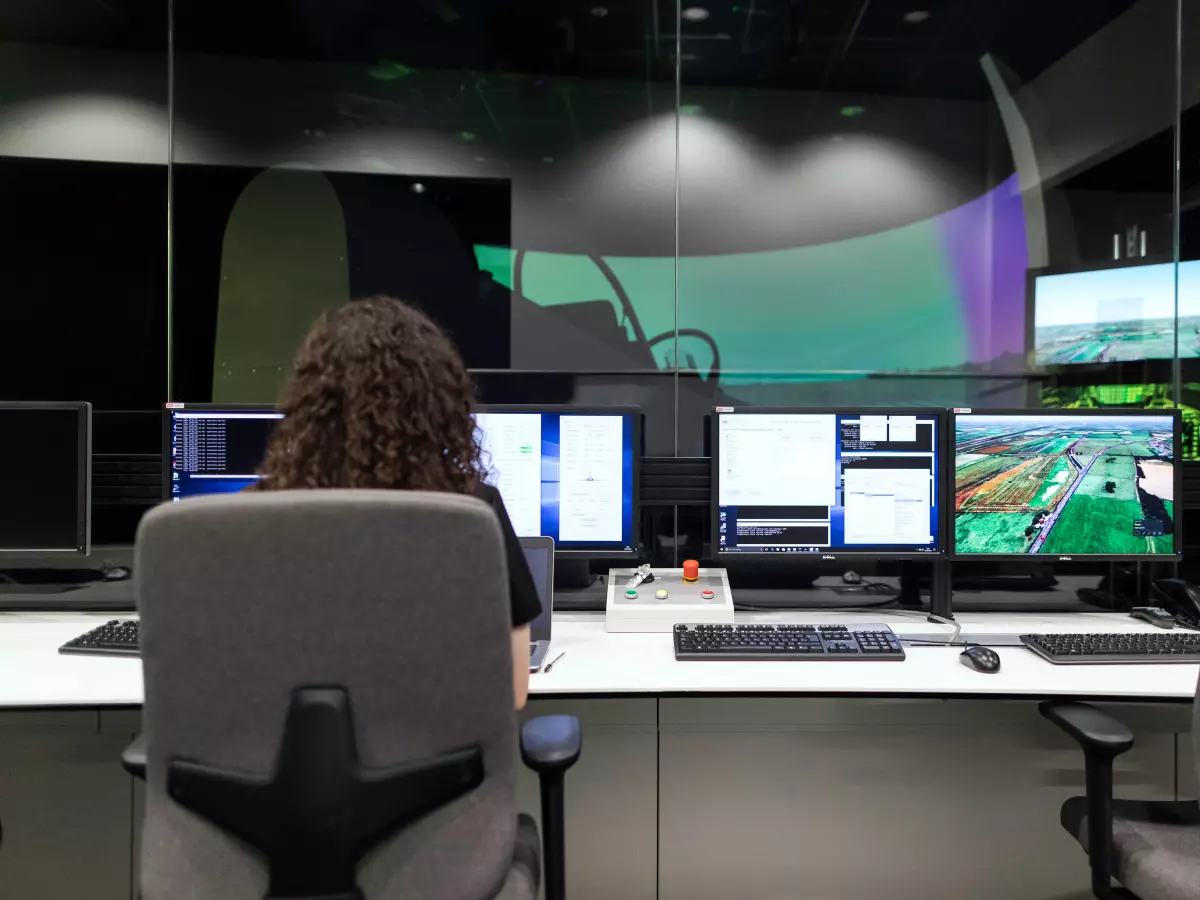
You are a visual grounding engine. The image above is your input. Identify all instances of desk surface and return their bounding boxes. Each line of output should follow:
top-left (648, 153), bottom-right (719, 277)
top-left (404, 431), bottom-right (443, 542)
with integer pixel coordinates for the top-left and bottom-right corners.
top-left (1, 610), bottom-right (1197, 709)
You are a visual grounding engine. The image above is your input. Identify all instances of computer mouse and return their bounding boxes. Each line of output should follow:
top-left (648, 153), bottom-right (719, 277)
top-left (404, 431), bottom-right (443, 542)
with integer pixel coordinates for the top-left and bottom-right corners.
top-left (960, 646), bottom-right (1001, 673)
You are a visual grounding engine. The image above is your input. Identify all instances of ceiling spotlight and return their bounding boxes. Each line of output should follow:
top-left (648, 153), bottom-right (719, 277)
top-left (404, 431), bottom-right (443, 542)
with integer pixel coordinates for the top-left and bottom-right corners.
top-left (410, 182), bottom-right (426, 194)
top-left (682, 7), bottom-right (710, 21)
top-left (903, 10), bottom-right (931, 23)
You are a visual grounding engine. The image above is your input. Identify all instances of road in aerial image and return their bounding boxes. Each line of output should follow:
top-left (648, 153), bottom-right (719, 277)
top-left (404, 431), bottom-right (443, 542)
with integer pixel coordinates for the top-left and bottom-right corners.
top-left (954, 415), bottom-right (1175, 556)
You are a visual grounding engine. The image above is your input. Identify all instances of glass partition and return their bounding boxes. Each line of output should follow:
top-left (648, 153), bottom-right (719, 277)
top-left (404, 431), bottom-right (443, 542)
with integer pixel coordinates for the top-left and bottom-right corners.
top-left (162, 2), bottom-right (1187, 573)
top-left (169, 2), bottom-right (679, 455)
top-left (676, 0), bottom-right (1180, 454)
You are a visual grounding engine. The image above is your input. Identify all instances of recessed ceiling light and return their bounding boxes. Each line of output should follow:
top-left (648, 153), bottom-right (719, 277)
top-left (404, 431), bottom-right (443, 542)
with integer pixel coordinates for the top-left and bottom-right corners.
top-left (903, 10), bottom-right (931, 23)
top-left (682, 7), bottom-right (710, 22)
top-left (410, 183), bottom-right (426, 194)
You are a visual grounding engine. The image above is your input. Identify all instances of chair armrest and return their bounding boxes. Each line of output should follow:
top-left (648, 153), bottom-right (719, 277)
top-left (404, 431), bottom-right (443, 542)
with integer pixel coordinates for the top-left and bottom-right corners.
top-left (520, 716), bottom-right (581, 900)
top-left (1039, 702), bottom-right (1135, 758)
top-left (1040, 702), bottom-right (1132, 897)
top-left (122, 734), bottom-right (147, 780)
top-left (520, 715), bottom-right (582, 774)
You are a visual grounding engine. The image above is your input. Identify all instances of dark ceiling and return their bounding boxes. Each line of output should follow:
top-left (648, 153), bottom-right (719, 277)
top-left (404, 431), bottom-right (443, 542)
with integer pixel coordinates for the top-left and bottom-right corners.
top-left (0, 0), bottom-right (1141, 101)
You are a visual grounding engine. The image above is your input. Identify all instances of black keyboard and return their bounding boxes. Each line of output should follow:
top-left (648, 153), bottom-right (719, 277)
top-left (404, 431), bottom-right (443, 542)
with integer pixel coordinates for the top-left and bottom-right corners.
top-left (1021, 632), bottom-right (1200, 664)
top-left (674, 623), bottom-right (905, 661)
top-left (59, 619), bottom-right (140, 657)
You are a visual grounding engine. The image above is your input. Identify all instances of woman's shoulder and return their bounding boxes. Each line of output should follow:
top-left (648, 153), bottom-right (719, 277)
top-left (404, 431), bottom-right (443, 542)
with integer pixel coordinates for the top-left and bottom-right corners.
top-left (472, 481), bottom-right (501, 505)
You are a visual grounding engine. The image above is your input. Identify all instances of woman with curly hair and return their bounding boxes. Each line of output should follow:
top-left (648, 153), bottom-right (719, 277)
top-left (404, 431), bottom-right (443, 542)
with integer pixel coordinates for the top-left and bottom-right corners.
top-left (253, 295), bottom-right (541, 707)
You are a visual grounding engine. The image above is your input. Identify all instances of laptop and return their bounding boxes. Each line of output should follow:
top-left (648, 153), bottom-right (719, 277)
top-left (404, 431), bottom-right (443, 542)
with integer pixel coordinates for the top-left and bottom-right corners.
top-left (521, 536), bottom-right (555, 671)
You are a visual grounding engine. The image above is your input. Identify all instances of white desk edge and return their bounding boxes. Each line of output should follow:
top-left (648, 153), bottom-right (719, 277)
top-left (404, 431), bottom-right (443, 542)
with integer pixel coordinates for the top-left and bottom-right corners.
top-left (1, 609), bottom-right (1197, 708)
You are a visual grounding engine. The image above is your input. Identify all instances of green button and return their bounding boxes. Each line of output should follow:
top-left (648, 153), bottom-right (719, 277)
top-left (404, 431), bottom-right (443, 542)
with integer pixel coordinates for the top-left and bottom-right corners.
top-left (625, 589), bottom-right (638, 599)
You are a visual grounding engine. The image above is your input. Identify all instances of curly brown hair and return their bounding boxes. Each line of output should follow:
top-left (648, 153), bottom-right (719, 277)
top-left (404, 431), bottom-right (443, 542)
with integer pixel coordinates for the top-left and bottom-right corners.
top-left (253, 296), bottom-right (484, 493)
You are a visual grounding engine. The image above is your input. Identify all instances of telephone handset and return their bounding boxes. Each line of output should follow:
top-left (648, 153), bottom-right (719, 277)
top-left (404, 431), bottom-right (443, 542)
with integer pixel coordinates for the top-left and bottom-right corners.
top-left (1152, 578), bottom-right (1200, 629)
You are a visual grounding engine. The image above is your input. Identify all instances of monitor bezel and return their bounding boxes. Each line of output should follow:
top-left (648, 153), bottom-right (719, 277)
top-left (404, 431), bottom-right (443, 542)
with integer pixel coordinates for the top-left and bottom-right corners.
top-left (162, 403), bottom-right (279, 503)
top-left (949, 406), bottom-right (1184, 561)
top-left (475, 404), bottom-right (641, 557)
top-left (0, 401), bottom-right (91, 555)
top-left (710, 406), bottom-right (948, 561)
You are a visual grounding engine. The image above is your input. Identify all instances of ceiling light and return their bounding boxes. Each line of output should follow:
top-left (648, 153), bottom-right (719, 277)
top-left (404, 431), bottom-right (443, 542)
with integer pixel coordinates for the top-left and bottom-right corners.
top-left (682, 7), bottom-right (710, 22)
top-left (903, 10), bottom-right (931, 23)
top-left (410, 182), bottom-right (426, 194)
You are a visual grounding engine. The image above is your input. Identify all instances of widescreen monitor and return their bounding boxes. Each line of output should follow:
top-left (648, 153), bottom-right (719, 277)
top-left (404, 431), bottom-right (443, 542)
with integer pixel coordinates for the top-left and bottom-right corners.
top-left (1032, 259), bottom-right (1200, 365)
top-left (951, 408), bottom-right (1181, 559)
top-left (165, 403), bottom-right (639, 554)
top-left (476, 406), bottom-right (639, 555)
top-left (0, 402), bottom-right (90, 554)
top-left (713, 407), bottom-right (945, 559)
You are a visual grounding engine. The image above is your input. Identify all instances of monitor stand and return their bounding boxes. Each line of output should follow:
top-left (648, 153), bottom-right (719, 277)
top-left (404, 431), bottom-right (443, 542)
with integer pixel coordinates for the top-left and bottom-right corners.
top-left (554, 559), bottom-right (596, 591)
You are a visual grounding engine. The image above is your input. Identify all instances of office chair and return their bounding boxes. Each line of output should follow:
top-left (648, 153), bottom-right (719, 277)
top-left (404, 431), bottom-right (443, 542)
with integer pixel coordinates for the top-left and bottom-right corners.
top-left (1040, 679), bottom-right (1200, 900)
top-left (125, 490), bottom-right (581, 900)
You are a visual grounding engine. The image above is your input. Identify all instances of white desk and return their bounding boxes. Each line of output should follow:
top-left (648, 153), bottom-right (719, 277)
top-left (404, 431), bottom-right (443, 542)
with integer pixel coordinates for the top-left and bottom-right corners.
top-left (0, 610), bottom-right (1196, 900)
top-left (1, 609), bottom-right (1196, 708)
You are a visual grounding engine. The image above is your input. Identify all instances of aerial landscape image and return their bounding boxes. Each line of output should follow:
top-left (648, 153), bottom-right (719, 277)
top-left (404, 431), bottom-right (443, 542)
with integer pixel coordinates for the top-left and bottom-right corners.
top-left (1035, 316), bottom-right (1200, 364)
top-left (954, 415), bottom-right (1176, 555)
top-left (1033, 260), bottom-right (1200, 365)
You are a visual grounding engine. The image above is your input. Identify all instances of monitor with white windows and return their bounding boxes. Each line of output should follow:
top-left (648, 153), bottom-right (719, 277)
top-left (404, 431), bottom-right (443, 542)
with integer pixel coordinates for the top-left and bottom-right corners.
top-left (712, 407), bottom-right (944, 558)
top-left (475, 406), bottom-right (639, 555)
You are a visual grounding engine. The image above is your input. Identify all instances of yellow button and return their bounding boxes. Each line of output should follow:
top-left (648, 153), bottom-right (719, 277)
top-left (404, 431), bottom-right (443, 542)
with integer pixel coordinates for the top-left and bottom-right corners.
top-left (655, 589), bottom-right (668, 599)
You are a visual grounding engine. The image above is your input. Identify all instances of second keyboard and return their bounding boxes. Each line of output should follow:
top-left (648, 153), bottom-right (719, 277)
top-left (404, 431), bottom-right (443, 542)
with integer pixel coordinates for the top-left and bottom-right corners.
top-left (674, 623), bottom-right (905, 661)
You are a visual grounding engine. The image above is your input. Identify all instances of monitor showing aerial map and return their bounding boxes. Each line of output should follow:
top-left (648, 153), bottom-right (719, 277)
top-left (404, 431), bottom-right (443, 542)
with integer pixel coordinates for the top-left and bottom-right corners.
top-left (952, 410), bottom-right (1179, 557)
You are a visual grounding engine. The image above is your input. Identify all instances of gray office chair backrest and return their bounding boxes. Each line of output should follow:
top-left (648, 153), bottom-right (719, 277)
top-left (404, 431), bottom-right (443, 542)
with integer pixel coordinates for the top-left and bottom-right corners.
top-left (136, 490), bottom-right (517, 900)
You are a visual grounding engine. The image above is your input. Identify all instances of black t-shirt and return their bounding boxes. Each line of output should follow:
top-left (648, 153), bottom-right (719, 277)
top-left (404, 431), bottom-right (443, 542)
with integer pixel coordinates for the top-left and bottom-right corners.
top-left (473, 483), bottom-right (542, 628)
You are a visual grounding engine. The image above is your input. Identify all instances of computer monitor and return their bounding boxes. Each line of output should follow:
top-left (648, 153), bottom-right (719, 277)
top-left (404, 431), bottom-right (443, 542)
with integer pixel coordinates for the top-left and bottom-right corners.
top-left (712, 407), bottom-right (945, 559)
top-left (0, 401), bottom-right (90, 554)
top-left (164, 403), bottom-right (641, 554)
top-left (475, 406), bottom-right (639, 555)
top-left (164, 404), bottom-right (283, 501)
top-left (951, 408), bottom-right (1182, 559)
top-left (1032, 259), bottom-right (1200, 365)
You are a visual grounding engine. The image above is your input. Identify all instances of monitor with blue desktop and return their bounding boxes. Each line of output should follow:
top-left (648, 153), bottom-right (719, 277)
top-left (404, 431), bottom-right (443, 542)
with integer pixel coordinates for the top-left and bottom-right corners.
top-left (165, 405), bottom-right (283, 500)
top-left (164, 403), bottom-right (639, 554)
top-left (712, 407), bottom-right (944, 558)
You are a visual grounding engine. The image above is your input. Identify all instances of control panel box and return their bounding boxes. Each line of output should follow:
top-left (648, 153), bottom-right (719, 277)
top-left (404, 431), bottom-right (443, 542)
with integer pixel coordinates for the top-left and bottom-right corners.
top-left (606, 567), bottom-right (734, 633)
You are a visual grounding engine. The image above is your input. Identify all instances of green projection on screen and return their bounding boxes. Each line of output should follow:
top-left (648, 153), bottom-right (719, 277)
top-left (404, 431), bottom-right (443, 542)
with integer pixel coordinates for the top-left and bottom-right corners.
top-left (476, 210), bottom-right (969, 378)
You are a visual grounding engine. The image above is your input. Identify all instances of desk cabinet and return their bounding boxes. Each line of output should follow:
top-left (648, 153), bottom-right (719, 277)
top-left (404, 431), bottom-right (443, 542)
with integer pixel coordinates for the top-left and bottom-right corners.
top-left (0, 712), bottom-right (133, 900)
top-left (658, 699), bottom-right (1189, 900)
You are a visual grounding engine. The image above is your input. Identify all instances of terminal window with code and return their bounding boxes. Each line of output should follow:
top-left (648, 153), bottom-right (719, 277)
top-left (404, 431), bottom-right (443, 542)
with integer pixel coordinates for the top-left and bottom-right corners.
top-left (170, 410), bottom-right (284, 499)
top-left (475, 411), bottom-right (636, 552)
top-left (716, 411), bottom-right (942, 554)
